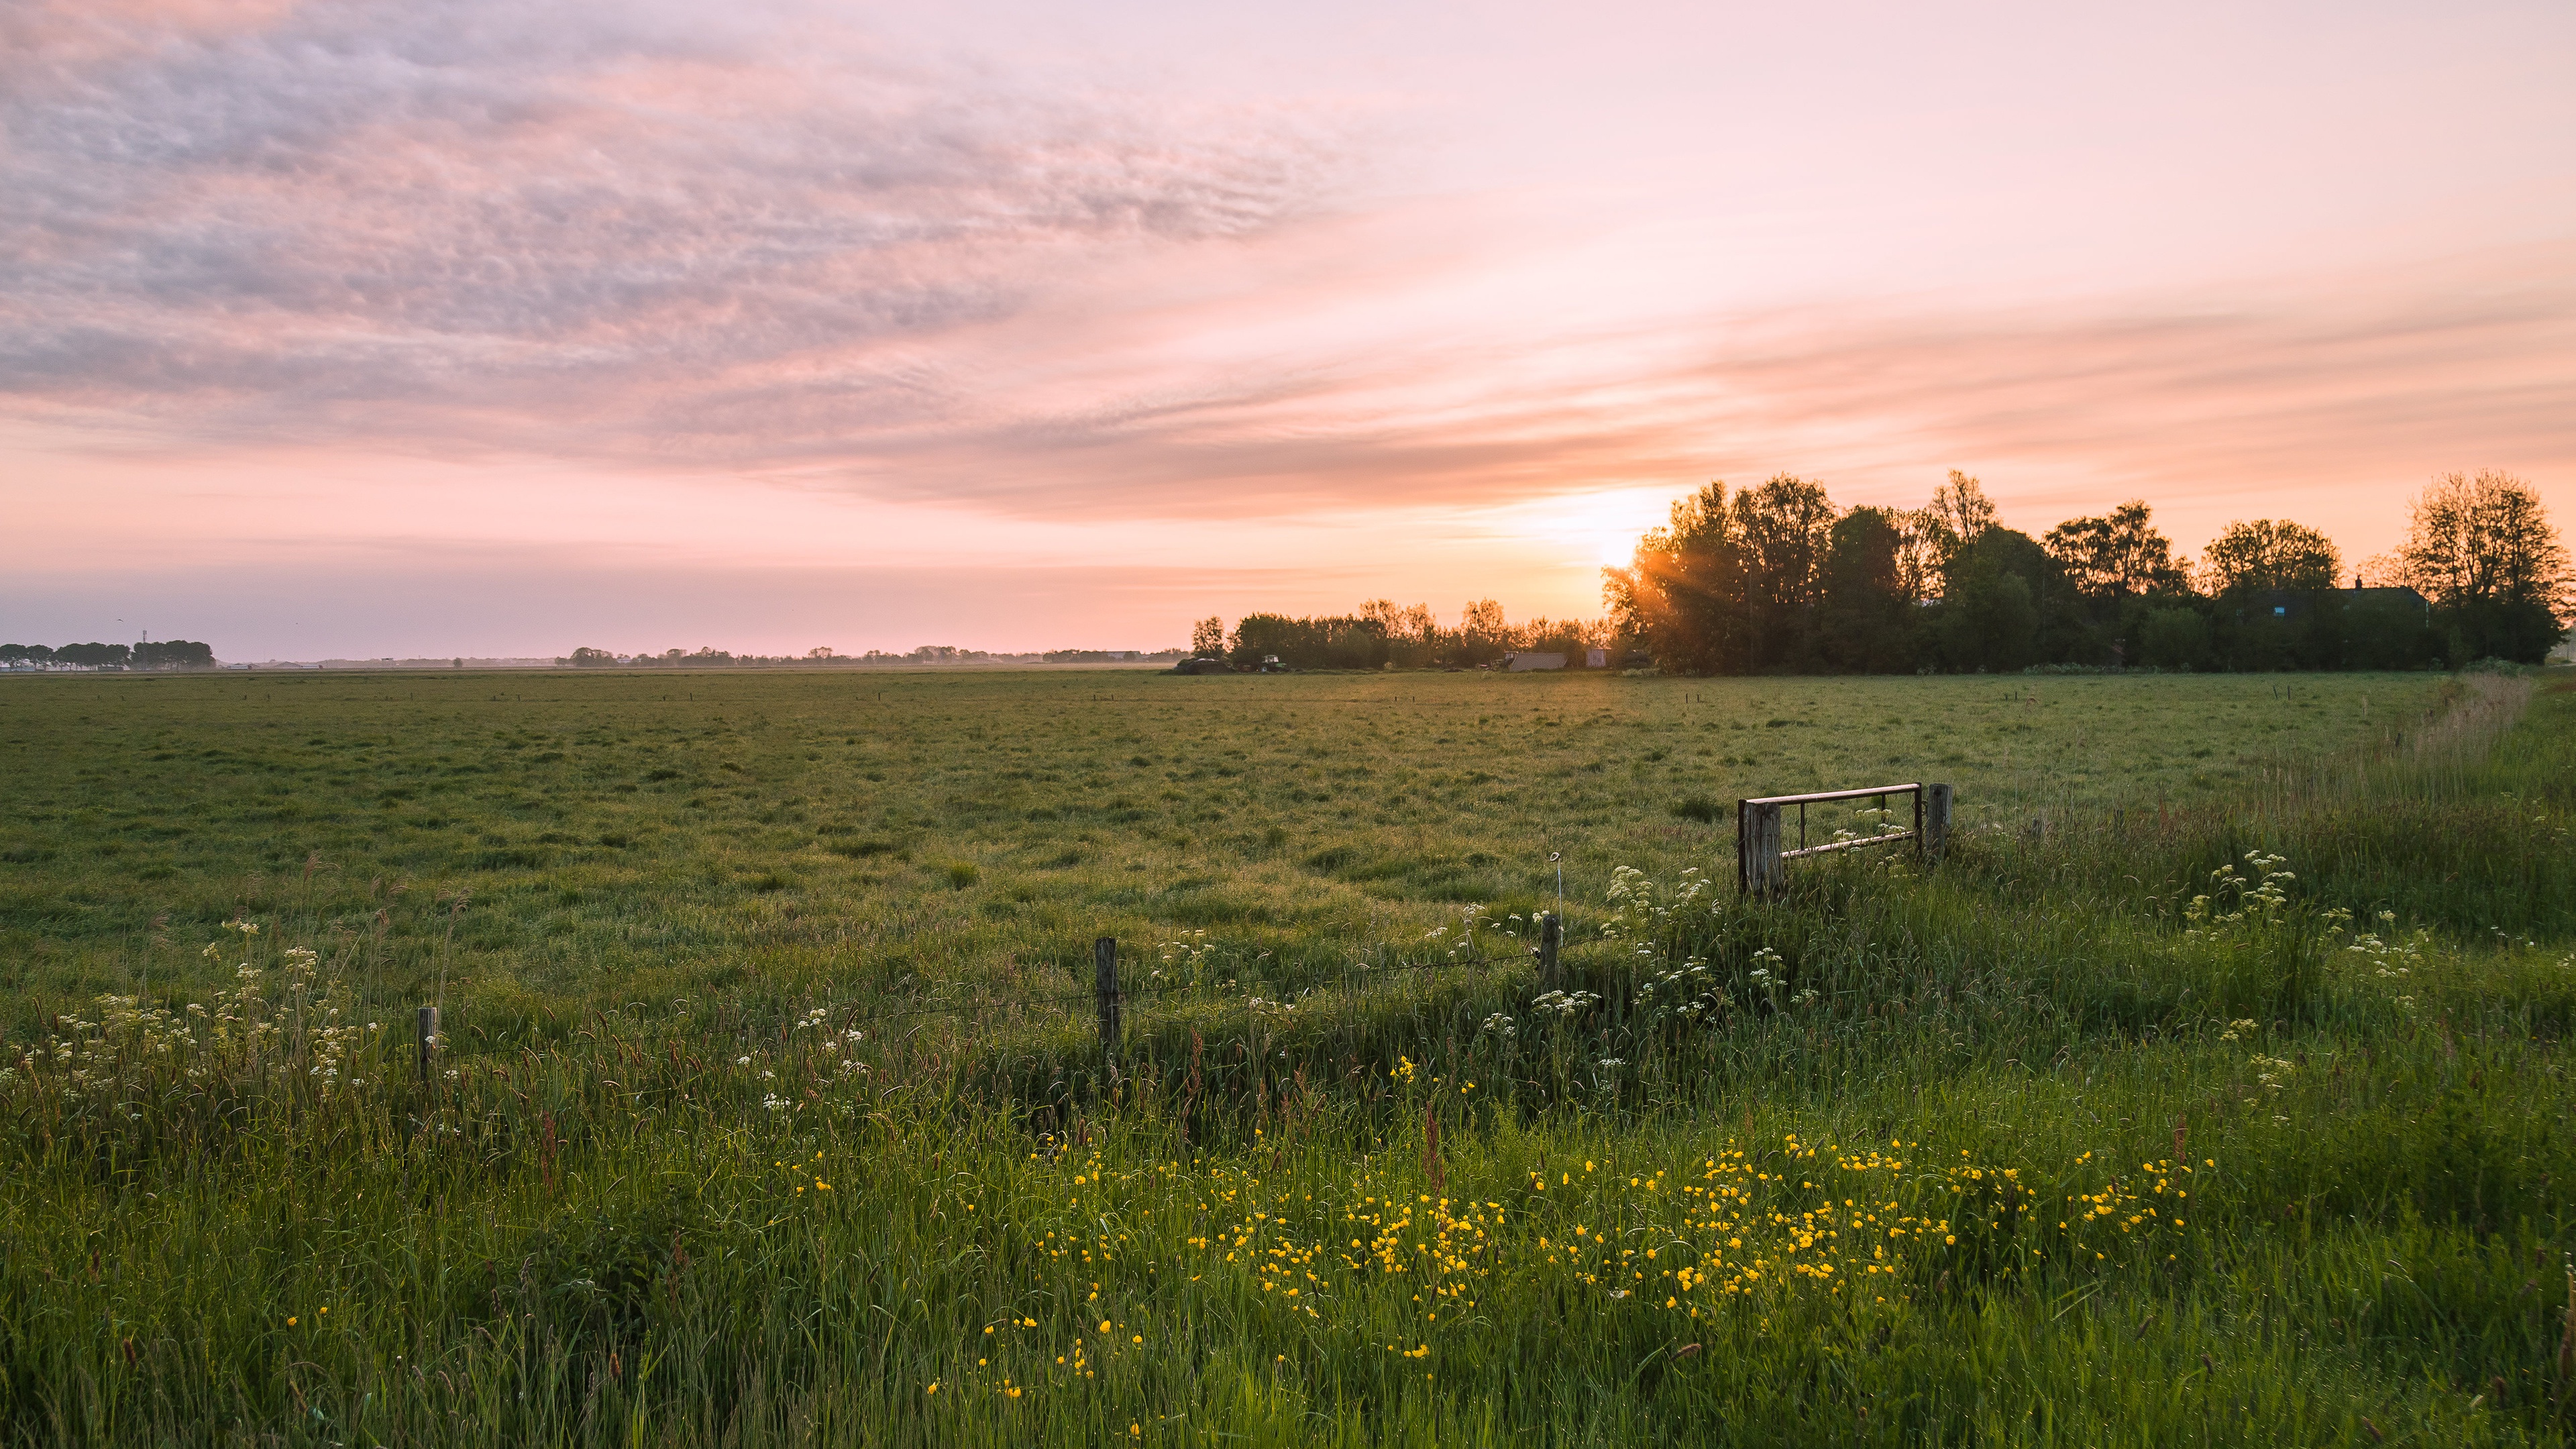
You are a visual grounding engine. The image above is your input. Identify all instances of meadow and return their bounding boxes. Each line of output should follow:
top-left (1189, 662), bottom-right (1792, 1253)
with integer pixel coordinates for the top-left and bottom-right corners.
top-left (2, 665), bottom-right (2573, 1446)
top-left (0, 667), bottom-right (2471, 1026)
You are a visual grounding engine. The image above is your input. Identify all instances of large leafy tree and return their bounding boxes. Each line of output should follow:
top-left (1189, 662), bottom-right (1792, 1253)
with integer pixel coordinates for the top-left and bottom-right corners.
top-left (1934, 529), bottom-right (2048, 671)
top-left (1603, 482), bottom-right (1753, 675)
top-left (133, 639), bottom-right (215, 669)
top-left (1458, 598), bottom-right (1510, 664)
top-left (2045, 501), bottom-right (2189, 600)
top-left (1819, 506), bottom-right (1916, 671)
top-left (1925, 470), bottom-right (1996, 548)
top-left (1732, 474), bottom-right (1838, 670)
top-left (2381, 471), bottom-right (2569, 612)
top-left (1889, 508), bottom-right (1954, 606)
top-left (1358, 600), bottom-right (1442, 666)
top-left (2376, 470), bottom-right (2571, 662)
top-left (2198, 519), bottom-right (2340, 595)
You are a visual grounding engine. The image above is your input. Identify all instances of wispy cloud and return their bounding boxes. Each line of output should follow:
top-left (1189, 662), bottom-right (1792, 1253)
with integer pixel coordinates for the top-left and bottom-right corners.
top-left (800, 252), bottom-right (2576, 525)
top-left (0, 0), bottom-right (1353, 438)
top-left (3, 0), bottom-right (2568, 570)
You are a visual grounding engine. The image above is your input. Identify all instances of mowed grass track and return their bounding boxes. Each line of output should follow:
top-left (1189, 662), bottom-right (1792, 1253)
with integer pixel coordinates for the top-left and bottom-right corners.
top-left (0, 668), bottom-right (2443, 1028)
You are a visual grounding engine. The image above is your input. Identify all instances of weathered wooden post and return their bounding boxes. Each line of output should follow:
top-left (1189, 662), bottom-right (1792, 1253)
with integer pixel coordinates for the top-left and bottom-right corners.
top-left (1737, 800), bottom-right (1784, 896)
top-left (1093, 937), bottom-right (1121, 1068)
top-left (416, 1005), bottom-right (439, 1085)
top-left (1925, 783), bottom-right (1953, 863)
top-left (1538, 913), bottom-right (1562, 990)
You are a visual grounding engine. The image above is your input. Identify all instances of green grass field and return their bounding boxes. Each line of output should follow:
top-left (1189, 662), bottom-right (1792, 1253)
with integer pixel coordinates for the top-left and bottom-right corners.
top-left (0, 668), bottom-right (2465, 1026)
top-left (3, 667), bottom-right (2573, 1446)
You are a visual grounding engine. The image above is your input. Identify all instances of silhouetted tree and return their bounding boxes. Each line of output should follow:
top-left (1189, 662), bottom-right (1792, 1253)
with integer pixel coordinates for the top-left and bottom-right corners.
top-left (1458, 599), bottom-right (1510, 665)
top-left (1890, 508), bottom-right (1953, 607)
top-left (1731, 474), bottom-right (1837, 670)
top-left (1932, 529), bottom-right (2049, 671)
top-left (1819, 507), bottom-right (1915, 672)
top-left (2376, 470), bottom-right (2569, 663)
top-left (2199, 519), bottom-right (2340, 594)
top-left (133, 640), bottom-right (215, 669)
top-left (2046, 502), bottom-right (2188, 601)
top-left (1359, 600), bottom-right (1442, 666)
top-left (1604, 482), bottom-right (1754, 675)
top-left (1925, 470), bottom-right (1996, 551)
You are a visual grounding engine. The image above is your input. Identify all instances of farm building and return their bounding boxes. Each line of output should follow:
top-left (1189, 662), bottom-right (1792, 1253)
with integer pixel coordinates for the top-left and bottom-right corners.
top-left (2243, 582), bottom-right (2429, 623)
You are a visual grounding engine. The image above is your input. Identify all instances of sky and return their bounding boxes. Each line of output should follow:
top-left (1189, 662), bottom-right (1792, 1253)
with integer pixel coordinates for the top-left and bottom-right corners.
top-left (4, 0), bottom-right (2572, 658)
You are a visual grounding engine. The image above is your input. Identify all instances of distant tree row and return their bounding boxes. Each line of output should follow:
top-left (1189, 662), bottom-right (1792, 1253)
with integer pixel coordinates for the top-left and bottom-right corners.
top-left (561, 645), bottom-right (989, 667)
top-left (1603, 470), bottom-right (2570, 674)
top-left (1, 641), bottom-right (215, 669)
top-left (560, 645), bottom-right (1189, 667)
top-left (1204, 602), bottom-right (1615, 672)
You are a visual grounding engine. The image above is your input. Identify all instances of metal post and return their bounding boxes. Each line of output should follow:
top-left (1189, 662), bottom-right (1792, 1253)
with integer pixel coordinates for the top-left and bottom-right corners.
top-left (1925, 784), bottom-right (1952, 863)
top-left (416, 1005), bottom-right (439, 1085)
top-left (1538, 913), bottom-right (1562, 990)
top-left (1093, 937), bottom-right (1121, 1066)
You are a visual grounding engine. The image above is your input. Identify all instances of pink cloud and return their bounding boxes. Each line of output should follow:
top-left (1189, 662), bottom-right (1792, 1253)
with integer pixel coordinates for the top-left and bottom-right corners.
top-left (3, 0), bottom-right (2571, 655)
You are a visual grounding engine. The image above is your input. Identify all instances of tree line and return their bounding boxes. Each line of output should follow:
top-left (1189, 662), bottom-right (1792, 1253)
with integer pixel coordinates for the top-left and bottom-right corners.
top-left (1205, 470), bottom-right (2568, 675)
top-left (1605, 469), bottom-right (2567, 674)
top-left (1, 641), bottom-right (215, 669)
top-left (561, 645), bottom-right (1001, 667)
top-left (1200, 601), bottom-right (1610, 672)
top-left (561, 645), bottom-right (1190, 667)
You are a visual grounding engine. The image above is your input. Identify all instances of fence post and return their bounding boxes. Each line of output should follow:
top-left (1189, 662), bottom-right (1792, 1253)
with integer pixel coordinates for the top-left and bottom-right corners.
top-left (1925, 784), bottom-right (1952, 863)
top-left (1538, 913), bottom-right (1562, 990)
top-left (1735, 800), bottom-right (1747, 892)
top-left (1737, 800), bottom-right (1784, 896)
top-left (416, 1005), bottom-right (439, 1085)
top-left (1093, 937), bottom-right (1121, 1069)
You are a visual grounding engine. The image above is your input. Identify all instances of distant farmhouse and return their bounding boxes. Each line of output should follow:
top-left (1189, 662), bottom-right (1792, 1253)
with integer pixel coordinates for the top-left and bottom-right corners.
top-left (2241, 580), bottom-right (2430, 623)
